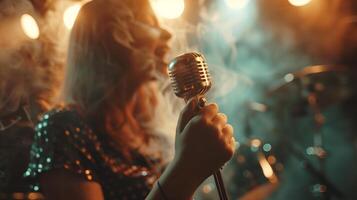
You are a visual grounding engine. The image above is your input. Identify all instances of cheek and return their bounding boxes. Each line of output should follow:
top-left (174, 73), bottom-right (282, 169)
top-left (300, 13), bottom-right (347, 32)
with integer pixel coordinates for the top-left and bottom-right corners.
top-left (149, 82), bottom-right (160, 107)
top-left (134, 83), bottom-right (159, 118)
top-left (141, 88), bottom-right (158, 117)
top-left (149, 89), bottom-right (159, 108)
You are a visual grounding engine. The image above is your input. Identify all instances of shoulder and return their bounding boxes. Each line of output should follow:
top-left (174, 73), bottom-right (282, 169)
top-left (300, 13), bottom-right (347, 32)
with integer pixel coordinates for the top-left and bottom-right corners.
top-left (31, 107), bottom-right (84, 150)
top-left (36, 107), bottom-right (82, 131)
top-left (34, 106), bottom-right (91, 143)
top-left (24, 107), bottom-right (98, 187)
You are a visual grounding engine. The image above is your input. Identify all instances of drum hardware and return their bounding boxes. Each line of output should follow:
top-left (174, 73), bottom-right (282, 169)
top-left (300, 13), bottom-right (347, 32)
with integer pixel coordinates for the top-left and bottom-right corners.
top-left (226, 65), bottom-right (356, 199)
top-left (0, 105), bottom-right (33, 131)
top-left (228, 139), bottom-right (281, 199)
top-left (267, 65), bottom-right (350, 98)
top-left (282, 140), bottom-right (344, 199)
top-left (226, 102), bottom-right (282, 199)
top-left (266, 64), bottom-right (356, 200)
top-left (302, 72), bottom-right (332, 199)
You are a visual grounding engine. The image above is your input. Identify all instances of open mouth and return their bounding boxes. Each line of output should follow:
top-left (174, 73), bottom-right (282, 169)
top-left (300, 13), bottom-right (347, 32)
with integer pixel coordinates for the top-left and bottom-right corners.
top-left (155, 44), bottom-right (170, 59)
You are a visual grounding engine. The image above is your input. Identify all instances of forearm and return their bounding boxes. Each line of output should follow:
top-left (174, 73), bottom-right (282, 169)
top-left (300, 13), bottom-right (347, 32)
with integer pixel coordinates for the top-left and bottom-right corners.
top-left (146, 158), bottom-right (205, 200)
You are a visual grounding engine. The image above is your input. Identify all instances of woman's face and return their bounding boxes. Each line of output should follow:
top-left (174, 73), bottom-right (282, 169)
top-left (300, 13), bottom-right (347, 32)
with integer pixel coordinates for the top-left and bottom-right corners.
top-left (132, 80), bottom-right (159, 122)
top-left (128, 9), bottom-right (171, 120)
top-left (130, 10), bottom-right (172, 65)
top-left (124, 3), bottom-right (171, 122)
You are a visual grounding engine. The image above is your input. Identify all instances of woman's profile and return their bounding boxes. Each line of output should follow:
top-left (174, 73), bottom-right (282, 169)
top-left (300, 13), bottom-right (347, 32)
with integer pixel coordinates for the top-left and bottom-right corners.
top-left (24, 0), bottom-right (236, 199)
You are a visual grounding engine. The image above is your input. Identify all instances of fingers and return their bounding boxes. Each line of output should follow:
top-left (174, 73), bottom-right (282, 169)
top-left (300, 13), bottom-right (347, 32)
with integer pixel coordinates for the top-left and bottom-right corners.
top-left (176, 99), bottom-right (236, 173)
top-left (222, 124), bottom-right (234, 143)
top-left (178, 100), bottom-right (232, 150)
top-left (212, 113), bottom-right (227, 130)
top-left (222, 124), bottom-right (236, 155)
top-left (199, 103), bottom-right (218, 121)
top-left (203, 104), bottom-right (234, 155)
top-left (177, 99), bottom-right (218, 133)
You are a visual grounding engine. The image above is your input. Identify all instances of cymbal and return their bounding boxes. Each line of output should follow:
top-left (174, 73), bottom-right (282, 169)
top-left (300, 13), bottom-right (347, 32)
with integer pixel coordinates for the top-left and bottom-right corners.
top-left (267, 64), bottom-right (357, 110)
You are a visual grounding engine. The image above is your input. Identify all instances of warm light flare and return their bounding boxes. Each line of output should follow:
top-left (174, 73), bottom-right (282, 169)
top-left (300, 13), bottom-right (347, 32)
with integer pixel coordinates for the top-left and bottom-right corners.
top-left (251, 138), bottom-right (262, 148)
top-left (288, 0), bottom-right (312, 7)
top-left (284, 73), bottom-right (294, 82)
top-left (249, 102), bottom-right (267, 112)
top-left (259, 158), bottom-right (274, 178)
top-left (258, 153), bottom-right (278, 183)
top-left (150, 0), bottom-right (185, 19)
top-left (63, 3), bottom-right (81, 30)
top-left (225, 0), bottom-right (250, 9)
top-left (202, 184), bottom-right (213, 194)
top-left (21, 14), bottom-right (40, 39)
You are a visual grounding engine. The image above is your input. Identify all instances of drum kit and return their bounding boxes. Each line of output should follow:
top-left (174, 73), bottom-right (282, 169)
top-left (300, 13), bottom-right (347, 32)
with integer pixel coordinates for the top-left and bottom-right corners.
top-left (227, 65), bottom-right (357, 200)
top-left (1, 65), bottom-right (355, 200)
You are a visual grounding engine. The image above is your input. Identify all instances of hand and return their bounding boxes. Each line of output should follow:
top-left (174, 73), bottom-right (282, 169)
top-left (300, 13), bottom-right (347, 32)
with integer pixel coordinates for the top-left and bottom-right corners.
top-left (174, 98), bottom-right (236, 182)
top-left (146, 98), bottom-right (236, 200)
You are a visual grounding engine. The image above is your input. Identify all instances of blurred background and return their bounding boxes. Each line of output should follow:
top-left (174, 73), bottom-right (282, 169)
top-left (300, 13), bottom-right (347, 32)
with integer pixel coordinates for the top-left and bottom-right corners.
top-left (0, 0), bottom-right (356, 199)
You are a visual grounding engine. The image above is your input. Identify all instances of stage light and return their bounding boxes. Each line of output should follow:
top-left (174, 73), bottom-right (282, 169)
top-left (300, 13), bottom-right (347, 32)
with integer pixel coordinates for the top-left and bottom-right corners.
top-left (251, 138), bottom-right (262, 148)
top-left (202, 184), bottom-right (213, 194)
top-left (150, 0), bottom-right (185, 19)
top-left (288, 0), bottom-right (312, 7)
top-left (258, 153), bottom-right (278, 183)
top-left (225, 0), bottom-right (250, 9)
top-left (263, 143), bottom-right (272, 152)
top-left (258, 155), bottom-right (274, 178)
top-left (284, 73), bottom-right (294, 82)
top-left (249, 102), bottom-right (267, 112)
top-left (267, 155), bottom-right (277, 164)
top-left (21, 14), bottom-right (40, 39)
top-left (63, 3), bottom-right (81, 30)
top-left (306, 147), bottom-right (314, 155)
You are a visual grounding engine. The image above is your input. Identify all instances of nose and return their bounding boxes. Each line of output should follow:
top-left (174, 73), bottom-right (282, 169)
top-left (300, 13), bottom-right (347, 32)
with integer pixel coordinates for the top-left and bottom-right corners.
top-left (160, 28), bottom-right (172, 41)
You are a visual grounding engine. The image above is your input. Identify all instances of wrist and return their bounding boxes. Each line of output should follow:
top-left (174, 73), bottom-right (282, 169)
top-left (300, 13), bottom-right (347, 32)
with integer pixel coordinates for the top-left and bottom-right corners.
top-left (157, 157), bottom-right (205, 200)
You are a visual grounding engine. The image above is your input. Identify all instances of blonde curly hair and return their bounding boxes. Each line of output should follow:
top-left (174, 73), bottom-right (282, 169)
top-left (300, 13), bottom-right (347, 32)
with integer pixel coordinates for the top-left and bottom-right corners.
top-left (0, 0), bottom-right (63, 119)
top-left (63, 0), bottom-right (177, 163)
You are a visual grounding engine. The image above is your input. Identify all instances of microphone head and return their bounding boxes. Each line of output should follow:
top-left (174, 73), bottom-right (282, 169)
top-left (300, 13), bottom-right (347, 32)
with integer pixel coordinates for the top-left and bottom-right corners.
top-left (168, 52), bottom-right (212, 100)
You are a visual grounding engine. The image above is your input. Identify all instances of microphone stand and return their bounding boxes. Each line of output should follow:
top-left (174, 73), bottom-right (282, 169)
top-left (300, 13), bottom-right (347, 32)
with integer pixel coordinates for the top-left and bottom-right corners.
top-left (213, 171), bottom-right (229, 200)
top-left (284, 141), bottom-right (344, 199)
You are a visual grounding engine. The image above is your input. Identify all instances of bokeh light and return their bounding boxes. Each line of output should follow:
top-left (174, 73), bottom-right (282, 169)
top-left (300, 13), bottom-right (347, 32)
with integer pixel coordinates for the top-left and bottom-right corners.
top-left (251, 138), bottom-right (262, 148)
top-left (267, 155), bottom-right (277, 164)
top-left (202, 184), bottom-right (213, 194)
top-left (258, 153), bottom-right (278, 183)
top-left (284, 73), bottom-right (294, 82)
top-left (259, 156), bottom-right (274, 178)
top-left (150, 0), bottom-right (185, 19)
top-left (288, 0), bottom-right (312, 7)
top-left (63, 3), bottom-right (81, 30)
top-left (225, 0), bottom-right (250, 9)
top-left (263, 143), bottom-right (272, 152)
top-left (21, 14), bottom-right (40, 39)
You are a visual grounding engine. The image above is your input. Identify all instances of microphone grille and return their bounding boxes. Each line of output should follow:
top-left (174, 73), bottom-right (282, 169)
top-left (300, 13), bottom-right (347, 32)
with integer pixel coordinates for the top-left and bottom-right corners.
top-left (168, 52), bottom-right (211, 99)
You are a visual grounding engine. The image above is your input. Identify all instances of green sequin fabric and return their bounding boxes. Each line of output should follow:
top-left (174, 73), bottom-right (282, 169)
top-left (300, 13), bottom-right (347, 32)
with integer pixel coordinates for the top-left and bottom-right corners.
top-left (24, 107), bottom-right (159, 199)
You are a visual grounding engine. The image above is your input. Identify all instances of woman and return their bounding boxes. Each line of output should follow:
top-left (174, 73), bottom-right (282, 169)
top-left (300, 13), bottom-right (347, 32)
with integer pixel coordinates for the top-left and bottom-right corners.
top-left (24, 0), bottom-right (235, 199)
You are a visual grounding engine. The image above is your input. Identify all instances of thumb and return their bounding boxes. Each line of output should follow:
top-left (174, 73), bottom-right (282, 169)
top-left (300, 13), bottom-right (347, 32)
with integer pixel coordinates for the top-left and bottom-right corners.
top-left (176, 97), bottom-right (199, 134)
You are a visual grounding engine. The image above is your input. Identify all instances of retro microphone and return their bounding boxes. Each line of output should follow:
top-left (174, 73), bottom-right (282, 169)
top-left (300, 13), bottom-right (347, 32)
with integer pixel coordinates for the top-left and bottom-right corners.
top-left (168, 52), bottom-right (228, 200)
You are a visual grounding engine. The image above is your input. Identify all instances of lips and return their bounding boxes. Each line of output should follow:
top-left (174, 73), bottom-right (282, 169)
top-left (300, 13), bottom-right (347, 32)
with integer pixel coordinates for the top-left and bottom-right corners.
top-left (155, 44), bottom-right (170, 59)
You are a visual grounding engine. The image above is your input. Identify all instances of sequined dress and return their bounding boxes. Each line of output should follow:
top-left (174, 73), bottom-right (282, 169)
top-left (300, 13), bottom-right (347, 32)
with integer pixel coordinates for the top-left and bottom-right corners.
top-left (24, 108), bottom-right (160, 199)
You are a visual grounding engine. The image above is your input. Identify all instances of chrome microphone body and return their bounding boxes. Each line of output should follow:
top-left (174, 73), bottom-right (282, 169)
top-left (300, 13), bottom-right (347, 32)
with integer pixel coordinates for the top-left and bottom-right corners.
top-left (168, 52), bottom-right (211, 101)
top-left (168, 52), bottom-right (229, 200)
